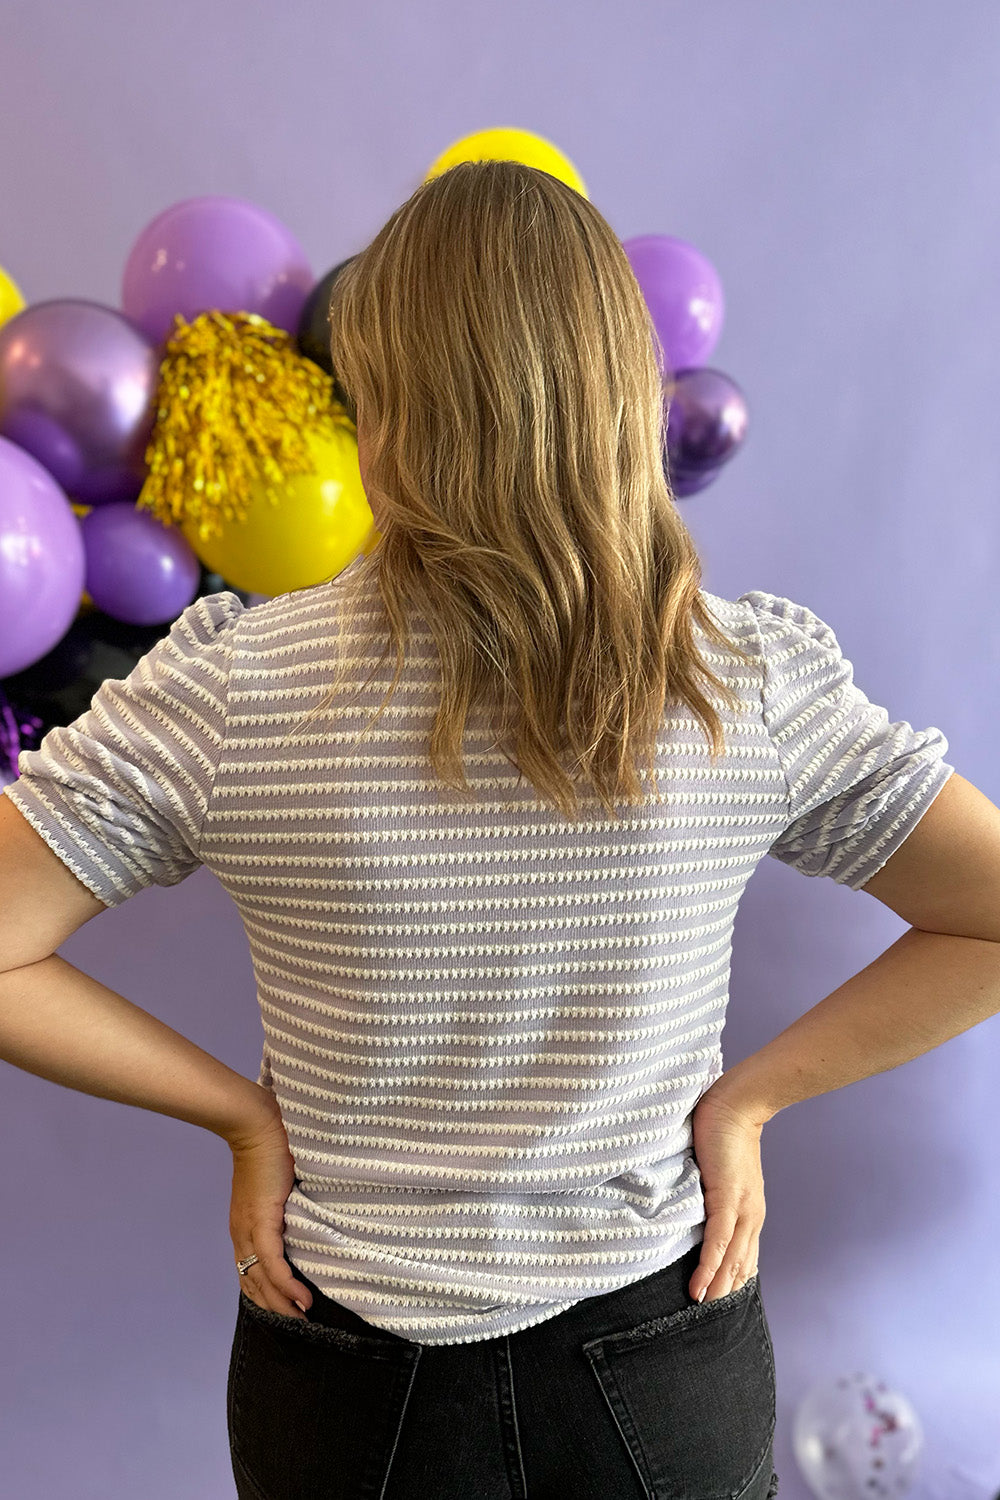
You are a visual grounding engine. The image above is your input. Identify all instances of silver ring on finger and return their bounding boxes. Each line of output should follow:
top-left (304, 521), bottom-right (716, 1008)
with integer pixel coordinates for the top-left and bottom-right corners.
top-left (237, 1254), bottom-right (259, 1276)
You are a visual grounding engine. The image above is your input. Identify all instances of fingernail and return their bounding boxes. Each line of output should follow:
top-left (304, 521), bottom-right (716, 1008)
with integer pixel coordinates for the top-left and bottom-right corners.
top-left (696, 1287), bottom-right (707, 1303)
top-left (294, 1300), bottom-right (307, 1313)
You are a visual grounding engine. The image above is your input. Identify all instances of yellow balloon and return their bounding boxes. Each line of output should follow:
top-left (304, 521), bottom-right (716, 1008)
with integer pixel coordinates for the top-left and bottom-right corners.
top-left (0, 264), bottom-right (25, 329)
top-left (180, 424), bottom-right (380, 598)
top-left (424, 128), bottom-right (588, 198)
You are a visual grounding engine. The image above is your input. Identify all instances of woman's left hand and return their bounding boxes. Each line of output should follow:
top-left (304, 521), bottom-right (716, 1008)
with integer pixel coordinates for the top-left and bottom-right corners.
top-left (227, 1103), bottom-right (313, 1319)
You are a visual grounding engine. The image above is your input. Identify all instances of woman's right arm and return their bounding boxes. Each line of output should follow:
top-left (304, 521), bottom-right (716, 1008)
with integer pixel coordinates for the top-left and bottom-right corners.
top-left (688, 771), bottom-right (1000, 1304)
top-left (711, 771), bottom-right (1000, 1127)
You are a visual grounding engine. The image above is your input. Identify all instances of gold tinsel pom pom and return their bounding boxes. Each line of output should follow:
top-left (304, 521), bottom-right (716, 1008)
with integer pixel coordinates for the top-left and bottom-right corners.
top-left (136, 310), bottom-right (355, 544)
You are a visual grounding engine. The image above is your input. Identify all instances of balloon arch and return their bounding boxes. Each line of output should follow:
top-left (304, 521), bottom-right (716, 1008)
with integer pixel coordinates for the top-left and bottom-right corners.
top-left (0, 127), bottom-right (747, 782)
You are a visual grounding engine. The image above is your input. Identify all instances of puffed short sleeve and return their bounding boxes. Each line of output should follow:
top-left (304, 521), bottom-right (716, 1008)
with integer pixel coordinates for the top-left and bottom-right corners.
top-left (741, 591), bottom-right (956, 890)
top-left (2, 590), bottom-right (245, 908)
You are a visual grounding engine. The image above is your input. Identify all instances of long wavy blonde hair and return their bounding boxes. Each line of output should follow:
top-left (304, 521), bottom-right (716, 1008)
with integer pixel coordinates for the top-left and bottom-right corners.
top-left (289, 159), bottom-right (754, 822)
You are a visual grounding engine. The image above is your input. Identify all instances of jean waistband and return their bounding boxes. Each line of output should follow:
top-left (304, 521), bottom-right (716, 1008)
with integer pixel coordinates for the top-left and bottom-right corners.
top-left (282, 1235), bottom-right (709, 1349)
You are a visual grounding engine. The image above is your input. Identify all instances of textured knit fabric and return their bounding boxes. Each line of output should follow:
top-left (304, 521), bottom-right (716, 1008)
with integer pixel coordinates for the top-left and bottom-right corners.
top-left (3, 565), bottom-right (956, 1345)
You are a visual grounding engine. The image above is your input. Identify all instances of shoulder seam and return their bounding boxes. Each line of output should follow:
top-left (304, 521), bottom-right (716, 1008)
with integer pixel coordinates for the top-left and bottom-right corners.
top-left (742, 594), bottom-right (795, 830)
top-left (194, 592), bottom-right (244, 861)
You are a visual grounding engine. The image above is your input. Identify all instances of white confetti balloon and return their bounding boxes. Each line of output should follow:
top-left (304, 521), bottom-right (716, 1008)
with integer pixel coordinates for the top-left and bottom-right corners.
top-left (793, 1371), bottom-right (924, 1499)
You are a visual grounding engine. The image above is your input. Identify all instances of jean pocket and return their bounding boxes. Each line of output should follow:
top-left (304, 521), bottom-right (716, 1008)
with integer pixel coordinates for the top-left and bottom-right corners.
top-left (580, 1275), bottom-right (777, 1500)
top-left (227, 1288), bottom-right (423, 1500)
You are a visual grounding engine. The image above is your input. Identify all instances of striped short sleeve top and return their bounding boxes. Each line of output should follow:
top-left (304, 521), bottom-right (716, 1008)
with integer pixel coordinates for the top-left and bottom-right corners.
top-left (3, 566), bottom-right (955, 1345)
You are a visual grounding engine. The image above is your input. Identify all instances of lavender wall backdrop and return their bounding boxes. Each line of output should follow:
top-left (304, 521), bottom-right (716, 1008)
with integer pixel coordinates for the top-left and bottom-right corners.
top-left (2, 3), bottom-right (999, 1497)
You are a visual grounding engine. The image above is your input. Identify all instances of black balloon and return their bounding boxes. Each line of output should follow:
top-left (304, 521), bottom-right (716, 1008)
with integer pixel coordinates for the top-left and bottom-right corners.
top-left (297, 258), bottom-right (356, 412)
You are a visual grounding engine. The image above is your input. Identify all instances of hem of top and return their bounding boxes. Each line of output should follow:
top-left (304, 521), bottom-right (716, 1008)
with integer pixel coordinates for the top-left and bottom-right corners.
top-left (327, 1221), bottom-right (706, 1347)
top-left (840, 757), bottom-right (957, 891)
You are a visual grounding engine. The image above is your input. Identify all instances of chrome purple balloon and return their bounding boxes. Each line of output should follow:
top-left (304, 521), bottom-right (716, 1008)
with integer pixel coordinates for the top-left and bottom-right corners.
top-left (664, 368), bottom-right (748, 496)
top-left (0, 300), bottom-right (159, 506)
top-left (623, 235), bottom-right (725, 374)
top-left (0, 435), bottom-right (85, 678)
top-left (79, 502), bottom-right (201, 626)
top-left (122, 195), bottom-right (315, 346)
top-left (669, 461), bottom-right (728, 499)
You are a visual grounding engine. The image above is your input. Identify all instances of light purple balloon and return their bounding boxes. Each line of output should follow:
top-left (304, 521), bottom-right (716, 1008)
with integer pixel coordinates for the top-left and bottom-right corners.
top-left (0, 300), bottom-right (159, 506)
top-left (122, 195), bottom-right (315, 345)
top-left (623, 235), bottom-right (725, 374)
top-left (0, 435), bottom-right (86, 678)
top-left (79, 502), bottom-right (201, 626)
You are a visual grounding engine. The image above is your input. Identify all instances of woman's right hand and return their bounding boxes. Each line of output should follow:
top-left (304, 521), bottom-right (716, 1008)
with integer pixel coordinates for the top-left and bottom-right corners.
top-left (688, 1084), bottom-right (768, 1304)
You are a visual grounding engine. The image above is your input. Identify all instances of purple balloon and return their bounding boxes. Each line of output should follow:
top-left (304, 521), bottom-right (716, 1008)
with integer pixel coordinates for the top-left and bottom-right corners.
top-left (122, 195), bottom-right (315, 345)
top-left (623, 235), bottom-right (725, 374)
top-left (0, 300), bottom-right (159, 506)
top-left (79, 502), bottom-right (201, 626)
top-left (665, 367), bottom-right (748, 473)
top-left (668, 461), bottom-right (727, 499)
top-left (0, 435), bottom-right (86, 678)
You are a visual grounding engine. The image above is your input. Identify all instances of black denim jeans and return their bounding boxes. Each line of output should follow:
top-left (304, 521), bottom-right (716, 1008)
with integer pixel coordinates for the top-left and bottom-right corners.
top-left (226, 1237), bottom-right (779, 1500)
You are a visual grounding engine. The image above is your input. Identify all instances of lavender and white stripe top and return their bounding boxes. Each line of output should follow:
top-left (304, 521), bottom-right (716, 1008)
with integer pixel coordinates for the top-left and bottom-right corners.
top-left (4, 564), bottom-right (954, 1345)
